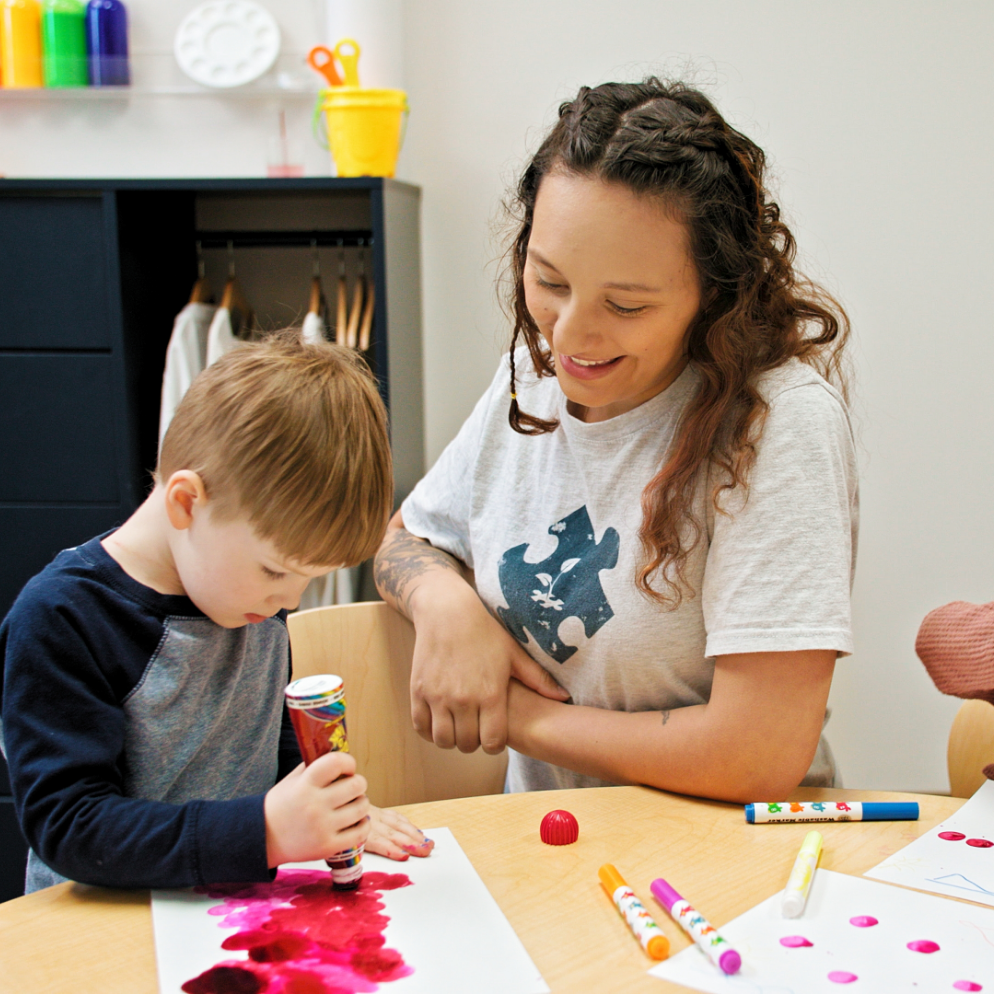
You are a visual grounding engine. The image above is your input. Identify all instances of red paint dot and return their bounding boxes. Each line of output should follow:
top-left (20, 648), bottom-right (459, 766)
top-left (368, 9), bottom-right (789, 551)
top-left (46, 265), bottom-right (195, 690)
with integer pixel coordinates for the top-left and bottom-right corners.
top-left (966, 838), bottom-right (994, 848)
top-left (780, 935), bottom-right (813, 947)
top-left (953, 982), bottom-right (983, 992)
top-left (939, 831), bottom-right (967, 841)
top-left (828, 971), bottom-right (859, 984)
top-left (907, 940), bottom-right (941, 954)
top-left (849, 915), bottom-right (878, 927)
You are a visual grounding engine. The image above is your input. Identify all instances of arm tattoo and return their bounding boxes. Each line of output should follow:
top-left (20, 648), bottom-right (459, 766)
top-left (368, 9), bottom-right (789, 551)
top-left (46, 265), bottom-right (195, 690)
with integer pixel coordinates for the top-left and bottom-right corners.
top-left (373, 527), bottom-right (462, 617)
top-left (660, 710), bottom-right (671, 727)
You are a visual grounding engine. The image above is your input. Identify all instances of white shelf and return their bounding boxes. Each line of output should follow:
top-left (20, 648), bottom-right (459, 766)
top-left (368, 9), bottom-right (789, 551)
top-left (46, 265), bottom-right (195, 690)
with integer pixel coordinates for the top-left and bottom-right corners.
top-left (0, 53), bottom-right (322, 100)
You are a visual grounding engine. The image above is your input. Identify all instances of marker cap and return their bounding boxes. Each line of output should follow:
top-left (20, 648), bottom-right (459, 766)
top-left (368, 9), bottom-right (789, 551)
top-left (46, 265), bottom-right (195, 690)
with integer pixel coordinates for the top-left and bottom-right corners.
top-left (781, 892), bottom-right (805, 918)
top-left (649, 877), bottom-right (681, 913)
top-left (862, 802), bottom-right (918, 821)
top-left (598, 863), bottom-right (626, 894)
top-left (745, 804), bottom-right (756, 823)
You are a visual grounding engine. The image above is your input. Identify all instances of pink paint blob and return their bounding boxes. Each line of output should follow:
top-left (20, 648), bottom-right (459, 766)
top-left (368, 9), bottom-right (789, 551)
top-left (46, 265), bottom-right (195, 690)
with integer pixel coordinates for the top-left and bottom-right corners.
top-left (849, 915), bottom-right (879, 927)
top-left (953, 983), bottom-right (983, 992)
top-left (966, 838), bottom-right (994, 848)
top-left (780, 935), bottom-right (814, 948)
top-left (181, 868), bottom-right (414, 994)
top-left (907, 939), bottom-right (941, 954)
top-left (828, 971), bottom-right (859, 984)
top-left (939, 831), bottom-right (967, 841)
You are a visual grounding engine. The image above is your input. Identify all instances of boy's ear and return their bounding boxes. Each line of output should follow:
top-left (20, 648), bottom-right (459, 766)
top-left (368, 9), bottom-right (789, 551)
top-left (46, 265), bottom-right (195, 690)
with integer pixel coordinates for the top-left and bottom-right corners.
top-left (163, 471), bottom-right (208, 531)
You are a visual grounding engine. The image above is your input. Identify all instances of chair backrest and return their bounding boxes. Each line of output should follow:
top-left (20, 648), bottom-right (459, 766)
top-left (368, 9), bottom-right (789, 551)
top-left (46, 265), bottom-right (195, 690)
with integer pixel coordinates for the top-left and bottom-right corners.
top-left (287, 601), bottom-right (508, 807)
top-left (948, 698), bottom-right (994, 798)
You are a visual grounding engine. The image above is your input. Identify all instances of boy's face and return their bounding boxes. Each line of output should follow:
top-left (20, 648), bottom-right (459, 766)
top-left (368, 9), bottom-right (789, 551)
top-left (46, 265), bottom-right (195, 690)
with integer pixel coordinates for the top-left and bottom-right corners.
top-left (175, 509), bottom-right (335, 629)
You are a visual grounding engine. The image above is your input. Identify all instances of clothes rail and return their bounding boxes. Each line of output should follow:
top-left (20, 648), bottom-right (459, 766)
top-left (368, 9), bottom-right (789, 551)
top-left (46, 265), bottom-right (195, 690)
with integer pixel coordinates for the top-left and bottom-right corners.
top-left (195, 230), bottom-right (374, 249)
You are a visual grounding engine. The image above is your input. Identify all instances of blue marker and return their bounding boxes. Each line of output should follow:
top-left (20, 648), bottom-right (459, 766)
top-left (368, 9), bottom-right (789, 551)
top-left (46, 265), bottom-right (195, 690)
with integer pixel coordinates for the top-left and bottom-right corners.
top-left (746, 801), bottom-right (919, 824)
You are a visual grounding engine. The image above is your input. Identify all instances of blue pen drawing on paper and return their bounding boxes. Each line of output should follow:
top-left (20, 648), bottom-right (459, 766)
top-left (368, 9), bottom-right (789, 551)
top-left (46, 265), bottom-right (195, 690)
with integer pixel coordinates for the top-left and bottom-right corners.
top-left (497, 505), bottom-right (618, 663)
top-left (928, 873), bottom-right (994, 896)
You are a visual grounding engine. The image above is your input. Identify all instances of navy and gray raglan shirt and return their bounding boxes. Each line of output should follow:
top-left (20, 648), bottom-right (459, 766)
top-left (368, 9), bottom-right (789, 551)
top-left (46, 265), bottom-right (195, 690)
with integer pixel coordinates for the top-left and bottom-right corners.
top-left (0, 534), bottom-right (302, 893)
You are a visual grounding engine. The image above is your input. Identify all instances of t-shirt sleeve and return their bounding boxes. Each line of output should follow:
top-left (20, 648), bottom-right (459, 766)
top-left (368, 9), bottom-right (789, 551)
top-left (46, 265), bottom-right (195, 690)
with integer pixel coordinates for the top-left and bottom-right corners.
top-left (702, 380), bottom-right (859, 658)
top-left (1, 593), bottom-right (272, 890)
top-left (401, 360), bottom-right (507, 570)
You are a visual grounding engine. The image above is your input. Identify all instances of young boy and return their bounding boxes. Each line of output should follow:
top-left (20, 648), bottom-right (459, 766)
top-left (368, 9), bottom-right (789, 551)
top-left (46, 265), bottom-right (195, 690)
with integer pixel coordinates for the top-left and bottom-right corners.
top-left (0, 334), bottom-right (431, 893)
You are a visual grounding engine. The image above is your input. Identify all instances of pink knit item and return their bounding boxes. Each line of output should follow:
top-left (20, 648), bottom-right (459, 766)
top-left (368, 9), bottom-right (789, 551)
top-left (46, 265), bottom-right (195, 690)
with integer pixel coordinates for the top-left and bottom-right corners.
top-left (916, 601), bottom-right (994, 782)
top-left (916, 601), bottom-right (994, 704)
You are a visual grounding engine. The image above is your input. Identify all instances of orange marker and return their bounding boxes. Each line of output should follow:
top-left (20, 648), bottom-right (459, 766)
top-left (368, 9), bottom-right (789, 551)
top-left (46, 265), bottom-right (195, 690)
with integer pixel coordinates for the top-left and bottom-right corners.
top-left (599, 864), bottom-right (670, 960)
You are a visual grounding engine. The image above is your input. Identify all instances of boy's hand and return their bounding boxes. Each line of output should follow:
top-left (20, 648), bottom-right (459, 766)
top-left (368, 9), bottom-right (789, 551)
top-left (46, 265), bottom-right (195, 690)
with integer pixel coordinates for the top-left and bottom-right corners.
top-left (365, 805), bottom-right (435, 861)
top-left (264, 752), bottom-right (370, 868)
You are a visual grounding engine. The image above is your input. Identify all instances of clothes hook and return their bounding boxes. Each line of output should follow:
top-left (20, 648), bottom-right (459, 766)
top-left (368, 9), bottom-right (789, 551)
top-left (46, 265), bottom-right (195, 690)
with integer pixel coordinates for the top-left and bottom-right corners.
top-left (196, 239), bottom-right (205, 280)
top-left (311, 238), bottom-right (320, 278)
top-left (338, 239), bottom-right (345, 277)
top-left (227, 240), bottom-right (236, 279)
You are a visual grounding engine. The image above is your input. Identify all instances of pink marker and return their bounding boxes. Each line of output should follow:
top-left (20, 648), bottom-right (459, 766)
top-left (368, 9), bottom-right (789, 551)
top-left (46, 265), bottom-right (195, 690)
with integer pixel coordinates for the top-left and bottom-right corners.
top-left (650, 877), bottom-right (741, 975)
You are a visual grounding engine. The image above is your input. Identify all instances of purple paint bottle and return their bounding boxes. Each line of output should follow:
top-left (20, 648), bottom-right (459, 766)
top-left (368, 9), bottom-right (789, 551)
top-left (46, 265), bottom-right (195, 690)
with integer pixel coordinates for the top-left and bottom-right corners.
top-left (85, 0), bottom-right (128, 86)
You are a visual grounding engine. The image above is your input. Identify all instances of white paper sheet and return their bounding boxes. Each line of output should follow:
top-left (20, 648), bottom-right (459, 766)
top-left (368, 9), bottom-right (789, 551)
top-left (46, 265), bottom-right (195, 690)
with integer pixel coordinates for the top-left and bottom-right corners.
top-left (152, 827), bottom-right (549, 994)
top-left (650, 869), bottom-right (993, 993)
top-left (865, 779), bottom-right (994, 906)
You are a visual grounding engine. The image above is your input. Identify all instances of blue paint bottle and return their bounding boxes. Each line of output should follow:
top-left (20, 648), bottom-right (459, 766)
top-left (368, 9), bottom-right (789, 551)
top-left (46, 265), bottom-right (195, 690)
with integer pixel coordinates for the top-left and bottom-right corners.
top-left (85, 0), bottom-right (128, 86)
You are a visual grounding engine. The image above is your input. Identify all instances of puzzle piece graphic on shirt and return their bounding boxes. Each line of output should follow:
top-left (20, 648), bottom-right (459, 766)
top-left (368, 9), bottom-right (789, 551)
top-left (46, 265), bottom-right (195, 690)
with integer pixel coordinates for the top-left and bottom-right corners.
top-left (497, 506), bottom-right (619, 663)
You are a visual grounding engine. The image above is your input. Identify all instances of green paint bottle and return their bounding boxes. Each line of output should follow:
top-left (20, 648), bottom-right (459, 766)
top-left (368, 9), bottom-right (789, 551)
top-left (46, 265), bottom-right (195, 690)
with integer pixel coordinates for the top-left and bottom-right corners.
top-left (42, 0), bottom-right (86, 87)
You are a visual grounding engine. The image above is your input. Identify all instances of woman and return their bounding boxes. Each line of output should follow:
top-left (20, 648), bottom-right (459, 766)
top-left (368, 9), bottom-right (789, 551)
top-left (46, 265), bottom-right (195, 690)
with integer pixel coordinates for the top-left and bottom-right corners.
top-left (374, 79), bottom-right (857, 801)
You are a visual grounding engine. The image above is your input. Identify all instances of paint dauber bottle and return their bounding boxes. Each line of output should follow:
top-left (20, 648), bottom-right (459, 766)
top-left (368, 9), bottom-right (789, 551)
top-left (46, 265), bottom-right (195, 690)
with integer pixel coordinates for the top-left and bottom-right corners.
top-left (285, 674), bottom-right (365, 890)
top-left (42, 0), bottom-right (87, 87)
top-left (85, 0), bottom-right (128, 86)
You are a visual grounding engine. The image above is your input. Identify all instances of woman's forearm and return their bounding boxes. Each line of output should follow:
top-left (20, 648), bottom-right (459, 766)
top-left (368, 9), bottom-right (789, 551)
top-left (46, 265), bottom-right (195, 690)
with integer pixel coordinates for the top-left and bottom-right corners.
top-left (508, 649), bottom-right (835, 802)
top-left (373, 519), bottom-right (466, 619)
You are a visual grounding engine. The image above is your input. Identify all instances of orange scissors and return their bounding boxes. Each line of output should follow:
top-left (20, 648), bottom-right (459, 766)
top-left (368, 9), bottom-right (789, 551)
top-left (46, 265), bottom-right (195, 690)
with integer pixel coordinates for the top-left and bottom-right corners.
top-left (306, 39), bottom-right (361, 88)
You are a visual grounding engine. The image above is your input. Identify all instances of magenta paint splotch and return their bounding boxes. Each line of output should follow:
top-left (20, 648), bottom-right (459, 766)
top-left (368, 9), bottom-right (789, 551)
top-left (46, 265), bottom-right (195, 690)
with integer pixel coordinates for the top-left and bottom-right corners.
top-left (953, 982), bottom-right (983, 992)
top-left (966, 838), bottom-right (994, 848)
top-left (939, 831), bottom-right (967, 841)
top-left (181, 868), bottom-right (414, 994)
top-left (779, 935), bottom-right (813, 948)
top-left (828, 971), bottom-right (859, 984)
top-left (849, 915), bottom-right (878, 927)
top-left (907, 939), bottom-right (941, 954)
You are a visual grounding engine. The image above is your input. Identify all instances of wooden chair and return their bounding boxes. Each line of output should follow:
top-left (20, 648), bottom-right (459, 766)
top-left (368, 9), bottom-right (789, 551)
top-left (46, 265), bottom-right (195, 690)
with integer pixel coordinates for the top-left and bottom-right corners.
top-left (286, 601), bottom-right (508, 807)
top-left (948, 698), bottom-right (994, 798)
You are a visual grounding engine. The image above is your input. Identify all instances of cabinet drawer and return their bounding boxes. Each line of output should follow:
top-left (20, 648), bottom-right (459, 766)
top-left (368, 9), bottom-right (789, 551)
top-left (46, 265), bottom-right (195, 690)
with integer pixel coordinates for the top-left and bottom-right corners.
top-left (0, 355), bottom-right (120, 502)
top-left (0, 197), bottom-right (112, 349)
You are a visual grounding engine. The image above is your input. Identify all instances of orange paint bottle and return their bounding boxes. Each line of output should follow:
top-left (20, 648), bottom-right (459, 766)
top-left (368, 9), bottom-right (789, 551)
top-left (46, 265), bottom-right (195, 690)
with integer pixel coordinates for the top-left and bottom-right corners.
top-left (1, 0), bottom-right (43, 88)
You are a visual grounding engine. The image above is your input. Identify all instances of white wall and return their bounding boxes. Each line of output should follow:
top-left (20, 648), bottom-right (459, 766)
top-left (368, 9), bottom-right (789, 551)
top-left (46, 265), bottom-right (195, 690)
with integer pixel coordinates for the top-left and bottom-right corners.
top-left (3, 0), bottom-right (992, 792)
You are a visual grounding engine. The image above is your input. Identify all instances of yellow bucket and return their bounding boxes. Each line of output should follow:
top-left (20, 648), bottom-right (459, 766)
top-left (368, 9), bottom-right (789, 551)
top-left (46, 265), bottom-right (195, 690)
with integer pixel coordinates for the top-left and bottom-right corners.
top-left (321, 87), bottom-right (408, 178)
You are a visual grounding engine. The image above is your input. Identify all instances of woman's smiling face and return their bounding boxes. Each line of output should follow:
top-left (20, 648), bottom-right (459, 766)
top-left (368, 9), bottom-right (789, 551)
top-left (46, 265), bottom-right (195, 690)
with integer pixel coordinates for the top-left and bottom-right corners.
top-left (524, 170), bottom-right (702, 422)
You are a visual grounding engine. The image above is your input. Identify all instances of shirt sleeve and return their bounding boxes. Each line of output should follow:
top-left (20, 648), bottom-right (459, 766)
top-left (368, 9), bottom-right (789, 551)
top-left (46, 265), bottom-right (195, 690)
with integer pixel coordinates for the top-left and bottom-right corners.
top-left (1, 596), bottom-right (273, 890)
top-left (401, 359), bottom-right (507, 570)
top-left (702, 379), bottom-right (859, 658)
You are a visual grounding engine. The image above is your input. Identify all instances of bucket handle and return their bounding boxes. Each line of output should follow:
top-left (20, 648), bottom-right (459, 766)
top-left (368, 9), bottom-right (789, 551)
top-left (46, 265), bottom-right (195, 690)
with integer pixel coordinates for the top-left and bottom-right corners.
top-left (312, 91), bottom-right (330, 150)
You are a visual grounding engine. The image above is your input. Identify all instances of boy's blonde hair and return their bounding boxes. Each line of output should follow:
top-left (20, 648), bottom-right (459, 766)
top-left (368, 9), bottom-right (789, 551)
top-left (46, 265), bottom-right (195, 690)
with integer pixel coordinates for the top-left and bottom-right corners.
top-left (158, 333), bottom-right (392, 568)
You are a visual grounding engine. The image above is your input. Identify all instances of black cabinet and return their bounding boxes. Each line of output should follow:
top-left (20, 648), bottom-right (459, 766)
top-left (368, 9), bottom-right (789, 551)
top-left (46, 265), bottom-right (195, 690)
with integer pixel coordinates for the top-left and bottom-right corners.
top-left (0, 178), bottom-right (424, 900)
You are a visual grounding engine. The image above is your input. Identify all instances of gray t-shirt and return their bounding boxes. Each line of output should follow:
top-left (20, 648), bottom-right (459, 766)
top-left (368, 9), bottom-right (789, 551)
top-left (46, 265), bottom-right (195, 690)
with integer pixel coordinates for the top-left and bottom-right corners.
top-left (402, 352), bottom-right (858, 792)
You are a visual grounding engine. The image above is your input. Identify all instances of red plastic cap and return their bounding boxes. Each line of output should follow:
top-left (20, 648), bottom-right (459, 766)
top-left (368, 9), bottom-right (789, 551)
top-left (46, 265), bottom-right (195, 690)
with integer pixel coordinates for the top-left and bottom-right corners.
top-left (540, 809), bottom-right (579, 845)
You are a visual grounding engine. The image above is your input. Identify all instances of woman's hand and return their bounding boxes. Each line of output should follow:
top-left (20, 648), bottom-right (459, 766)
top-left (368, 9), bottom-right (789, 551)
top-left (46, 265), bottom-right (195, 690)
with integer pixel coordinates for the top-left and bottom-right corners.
top-left (365, 805), bottom-right (435, 860)
top-left (374, 512), bottom-right (569, 754)
top-left (264, 752), bottom-right (370, 868)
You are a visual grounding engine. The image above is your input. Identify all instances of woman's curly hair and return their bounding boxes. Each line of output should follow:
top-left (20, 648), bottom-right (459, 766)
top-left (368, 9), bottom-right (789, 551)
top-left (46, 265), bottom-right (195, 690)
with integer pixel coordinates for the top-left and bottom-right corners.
top-left (504, 79), bottom-right (850, 604)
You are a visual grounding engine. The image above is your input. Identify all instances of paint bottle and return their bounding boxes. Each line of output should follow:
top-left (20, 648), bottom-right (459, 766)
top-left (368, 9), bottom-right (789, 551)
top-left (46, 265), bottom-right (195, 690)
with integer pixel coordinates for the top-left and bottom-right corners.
top-left (42, 0), bottom-right (86, 87)
top-left (0, 0), bottom-right (44, 88)
top-left (284, 674), bottom-right (365, 890)
top-left (84, 0), bottom-right (127, 86)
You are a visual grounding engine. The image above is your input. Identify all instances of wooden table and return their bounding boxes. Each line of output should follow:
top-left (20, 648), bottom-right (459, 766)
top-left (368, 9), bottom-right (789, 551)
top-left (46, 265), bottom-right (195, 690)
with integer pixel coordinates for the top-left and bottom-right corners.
top-left (0, 787), bottom-right (965, 993)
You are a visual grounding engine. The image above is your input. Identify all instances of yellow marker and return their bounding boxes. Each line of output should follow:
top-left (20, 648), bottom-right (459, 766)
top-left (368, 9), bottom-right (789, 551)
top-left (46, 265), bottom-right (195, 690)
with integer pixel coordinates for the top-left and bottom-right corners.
top-left (782, 830), bottom-right (822, 918)
top-left (598, 864), bottom-right (670, 960)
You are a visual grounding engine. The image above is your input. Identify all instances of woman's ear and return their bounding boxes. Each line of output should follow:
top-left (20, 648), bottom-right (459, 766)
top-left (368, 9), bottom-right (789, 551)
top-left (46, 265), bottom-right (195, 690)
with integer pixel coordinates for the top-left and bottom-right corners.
top-left (163, 471), bottom-right (208, 531)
